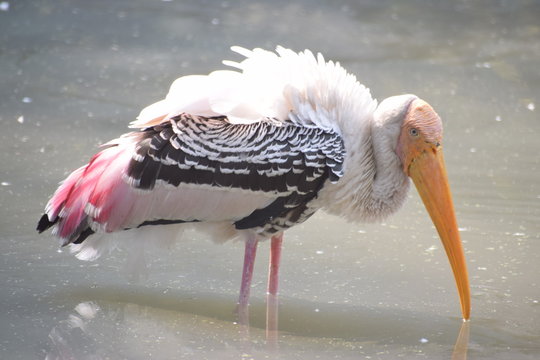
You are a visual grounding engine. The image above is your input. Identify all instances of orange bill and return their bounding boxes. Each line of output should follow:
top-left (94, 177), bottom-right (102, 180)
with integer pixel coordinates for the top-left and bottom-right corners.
top-left (409, 147), bottom-right (471, 320)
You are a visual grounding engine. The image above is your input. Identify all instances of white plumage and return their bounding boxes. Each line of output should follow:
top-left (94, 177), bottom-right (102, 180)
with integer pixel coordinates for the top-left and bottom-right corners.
top-left (133, 46), bottom-right (375, 131)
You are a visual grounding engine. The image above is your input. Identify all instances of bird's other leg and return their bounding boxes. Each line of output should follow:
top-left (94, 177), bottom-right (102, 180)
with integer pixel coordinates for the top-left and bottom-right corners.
top-left (237, 234), bottom-right (258, 326)
top-left (266, 232), bottom-right (283, 344)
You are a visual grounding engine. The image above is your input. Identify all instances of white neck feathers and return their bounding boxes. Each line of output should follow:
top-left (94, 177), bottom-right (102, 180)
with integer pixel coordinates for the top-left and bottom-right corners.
top-left (316, 94), bottom-right (416, 223)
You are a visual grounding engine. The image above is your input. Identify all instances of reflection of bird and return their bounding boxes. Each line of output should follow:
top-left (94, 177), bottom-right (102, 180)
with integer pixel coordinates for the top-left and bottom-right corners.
top-left (37, 46), bottom-right (470, 323)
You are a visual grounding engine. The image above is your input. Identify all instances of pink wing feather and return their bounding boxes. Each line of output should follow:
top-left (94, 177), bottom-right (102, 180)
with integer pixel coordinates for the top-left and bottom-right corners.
top-left (39, 142), bottom-right (135, 244)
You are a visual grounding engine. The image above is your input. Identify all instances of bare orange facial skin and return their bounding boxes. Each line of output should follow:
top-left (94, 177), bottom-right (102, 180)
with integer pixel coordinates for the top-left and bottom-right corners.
top-left (396, 99), bottom-right (443, 174)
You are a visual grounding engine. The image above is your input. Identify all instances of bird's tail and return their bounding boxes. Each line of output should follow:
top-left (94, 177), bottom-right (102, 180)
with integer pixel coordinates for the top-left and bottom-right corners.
top-left (37, 141), bottom-right (135, 248)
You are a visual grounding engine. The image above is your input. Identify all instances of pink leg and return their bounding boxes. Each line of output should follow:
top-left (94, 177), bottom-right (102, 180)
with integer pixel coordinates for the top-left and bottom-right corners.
top-left (237, 235), bottom-right (258, 325)
top-left (266, 233), bottom-right (283, 343)
top-left (267, 233), bottom-right (283, 297)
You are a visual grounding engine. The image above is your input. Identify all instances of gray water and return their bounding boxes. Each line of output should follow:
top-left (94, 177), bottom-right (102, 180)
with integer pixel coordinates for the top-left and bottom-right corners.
top-left (1, 1), bottom-right (539, 359)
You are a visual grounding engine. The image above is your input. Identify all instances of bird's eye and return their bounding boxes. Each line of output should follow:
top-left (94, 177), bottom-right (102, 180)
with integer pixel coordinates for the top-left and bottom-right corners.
top-left (409, 128), bottom-right (419, 137)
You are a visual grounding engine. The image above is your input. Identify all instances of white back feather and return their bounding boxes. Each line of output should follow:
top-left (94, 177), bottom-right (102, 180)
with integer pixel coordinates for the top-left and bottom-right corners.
top-left (130, 46), bottom-right (376, 138)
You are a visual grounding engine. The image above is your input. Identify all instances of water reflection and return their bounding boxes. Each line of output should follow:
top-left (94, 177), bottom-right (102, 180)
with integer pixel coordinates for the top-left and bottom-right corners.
top-left (46, 302), bottom-right (101, 360)
top-left (44, 289), bottom-right (471, 359)
top-left (452, 321), bottom-right (470, 360)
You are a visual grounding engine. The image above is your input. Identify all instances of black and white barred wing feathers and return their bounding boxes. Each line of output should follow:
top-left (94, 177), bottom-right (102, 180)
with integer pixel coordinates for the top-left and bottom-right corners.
top-left (125, 113), bottom-right (345, 231)
top-left (127, 114), bottom-right (344, 193)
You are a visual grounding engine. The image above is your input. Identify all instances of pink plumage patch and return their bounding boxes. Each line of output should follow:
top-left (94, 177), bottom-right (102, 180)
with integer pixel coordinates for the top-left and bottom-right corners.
top-left (38, 142), bottom-right (134, 244)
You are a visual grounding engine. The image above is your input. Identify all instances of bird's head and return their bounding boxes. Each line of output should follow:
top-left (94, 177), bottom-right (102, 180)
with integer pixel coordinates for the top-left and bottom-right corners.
top-left (378, 95), bottom-right (471, 321)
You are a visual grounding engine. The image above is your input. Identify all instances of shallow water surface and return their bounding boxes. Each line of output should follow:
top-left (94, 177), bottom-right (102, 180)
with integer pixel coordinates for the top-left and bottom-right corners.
top-left (1, 1), bottom-right (539, 359)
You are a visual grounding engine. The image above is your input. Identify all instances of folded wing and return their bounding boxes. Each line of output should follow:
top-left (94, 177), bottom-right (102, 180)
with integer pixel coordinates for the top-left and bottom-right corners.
top-left (38, 113), bottom-right (345, 246)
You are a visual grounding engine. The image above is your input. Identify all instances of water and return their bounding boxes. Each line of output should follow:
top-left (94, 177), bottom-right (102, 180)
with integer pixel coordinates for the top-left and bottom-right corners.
top-left (1, 1), bottom-right (539, 359)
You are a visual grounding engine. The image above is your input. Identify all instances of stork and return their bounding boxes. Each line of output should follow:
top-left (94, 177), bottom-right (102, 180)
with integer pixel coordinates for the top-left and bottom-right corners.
top-left (37, 46), bottom-right (470, 330)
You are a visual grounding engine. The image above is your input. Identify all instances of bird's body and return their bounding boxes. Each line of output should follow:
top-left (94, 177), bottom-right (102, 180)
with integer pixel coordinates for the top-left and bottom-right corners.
top-left (38, 47), bottom-right (406, 254)
top-left (38, 46), bottom-right (471, 324)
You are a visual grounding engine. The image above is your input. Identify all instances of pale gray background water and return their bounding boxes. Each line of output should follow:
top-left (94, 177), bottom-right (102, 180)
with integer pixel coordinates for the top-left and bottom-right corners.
top-left (1, 1), bottom-right (539, 359)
